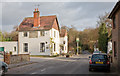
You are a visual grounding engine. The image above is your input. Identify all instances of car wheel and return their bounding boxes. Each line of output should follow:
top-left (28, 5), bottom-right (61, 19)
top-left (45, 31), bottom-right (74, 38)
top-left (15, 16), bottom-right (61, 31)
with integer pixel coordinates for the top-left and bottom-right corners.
top-left (106, 68), bottom-right (110, 72)
top-left (89, 68), bottom-right (92, 71)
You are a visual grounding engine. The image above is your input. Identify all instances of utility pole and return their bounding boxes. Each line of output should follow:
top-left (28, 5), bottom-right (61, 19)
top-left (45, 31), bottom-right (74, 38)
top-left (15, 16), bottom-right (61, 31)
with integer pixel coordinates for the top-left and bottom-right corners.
top-left (76, 38), bottom-right (79, 55)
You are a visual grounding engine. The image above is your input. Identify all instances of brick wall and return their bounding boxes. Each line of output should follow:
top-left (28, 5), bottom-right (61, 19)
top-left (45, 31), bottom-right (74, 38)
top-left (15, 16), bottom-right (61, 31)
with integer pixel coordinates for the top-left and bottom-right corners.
top-left (5, 54), bottom-right (30, 64)
top-left (112, 9), bottom-right (120, 73)
top-left (118, 10), bottom-right (120, 73)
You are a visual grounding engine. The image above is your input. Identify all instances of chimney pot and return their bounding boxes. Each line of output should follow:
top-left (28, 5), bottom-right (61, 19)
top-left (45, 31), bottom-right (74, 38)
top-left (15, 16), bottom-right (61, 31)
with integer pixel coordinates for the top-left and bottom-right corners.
top-left (37, 8), bottom-right (38, 11)
top-left (34, 8), bottom-right (40, 27)
top-left (35, 8), bottom-right (36, 11)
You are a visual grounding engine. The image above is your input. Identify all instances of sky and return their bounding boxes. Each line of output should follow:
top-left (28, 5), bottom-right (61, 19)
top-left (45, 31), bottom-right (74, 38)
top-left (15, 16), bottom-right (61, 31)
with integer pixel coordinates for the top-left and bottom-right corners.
top-left (0, 0), bottom-right (117, 32)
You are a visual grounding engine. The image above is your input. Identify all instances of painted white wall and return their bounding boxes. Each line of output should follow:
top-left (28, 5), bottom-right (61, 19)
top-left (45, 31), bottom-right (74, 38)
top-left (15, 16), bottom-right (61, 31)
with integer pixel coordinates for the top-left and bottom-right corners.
top-left (107, 41), bottom-right (112, 54)
top-left (50, 28), bottom-right (60, 55)
top-left (19, 28), bottom-right (67, 56)
top-left (60, 36), bottom-right (68, 53)
top-left (0, 41), bottom-right (18, 55)
top-left (19, 30), bottom-right (51, 55)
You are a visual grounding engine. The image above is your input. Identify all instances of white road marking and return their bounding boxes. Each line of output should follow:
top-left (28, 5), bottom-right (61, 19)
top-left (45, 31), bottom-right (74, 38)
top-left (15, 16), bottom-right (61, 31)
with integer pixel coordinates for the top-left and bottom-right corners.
top-left (41, 68), bottom-right (46, 72)
top-left (31, 72), bottom-right (37, 74)
top-left (55, 59), bottom-right (76, 62)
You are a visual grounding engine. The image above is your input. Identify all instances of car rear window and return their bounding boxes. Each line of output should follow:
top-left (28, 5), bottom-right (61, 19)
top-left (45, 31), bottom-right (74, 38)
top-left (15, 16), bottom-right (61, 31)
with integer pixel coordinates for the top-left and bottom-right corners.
top-left (92, 54), bottom-right (108, 59)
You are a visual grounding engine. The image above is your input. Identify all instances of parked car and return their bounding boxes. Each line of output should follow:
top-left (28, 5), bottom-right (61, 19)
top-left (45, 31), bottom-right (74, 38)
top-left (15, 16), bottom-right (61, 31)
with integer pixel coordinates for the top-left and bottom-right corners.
top-left (93, 51), bottom-right (101, 54)
top-left (89, 54), bottom-right (110, 72)
top-left (0, 61), bottom-right (8, 75)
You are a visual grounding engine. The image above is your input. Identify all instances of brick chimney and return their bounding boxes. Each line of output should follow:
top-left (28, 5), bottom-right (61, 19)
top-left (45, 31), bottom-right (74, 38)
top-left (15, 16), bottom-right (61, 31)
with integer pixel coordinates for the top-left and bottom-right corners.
top-left (34, 8), bottom-right (40, 27)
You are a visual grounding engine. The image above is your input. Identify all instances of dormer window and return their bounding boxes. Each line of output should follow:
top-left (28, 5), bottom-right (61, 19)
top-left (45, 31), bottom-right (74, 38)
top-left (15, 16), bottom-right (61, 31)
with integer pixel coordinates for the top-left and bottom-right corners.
top-left (23, 32), bottom-right (28, 37)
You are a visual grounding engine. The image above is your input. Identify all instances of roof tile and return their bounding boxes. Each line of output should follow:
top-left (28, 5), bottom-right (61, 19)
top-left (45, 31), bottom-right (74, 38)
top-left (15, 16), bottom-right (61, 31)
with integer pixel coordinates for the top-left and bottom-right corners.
top-left (18, 15), bottom-right (57, 31)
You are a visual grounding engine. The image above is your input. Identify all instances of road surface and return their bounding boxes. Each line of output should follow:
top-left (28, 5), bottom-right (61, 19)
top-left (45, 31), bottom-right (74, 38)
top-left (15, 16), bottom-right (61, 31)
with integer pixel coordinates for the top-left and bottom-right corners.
top-left (6, 54), bottom-right (117, 75)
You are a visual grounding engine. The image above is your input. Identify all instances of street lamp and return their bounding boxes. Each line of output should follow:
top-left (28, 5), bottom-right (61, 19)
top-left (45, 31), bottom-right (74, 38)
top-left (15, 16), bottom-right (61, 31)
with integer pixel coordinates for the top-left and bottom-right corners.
top-left (76, 38), bottom-right (79, 55)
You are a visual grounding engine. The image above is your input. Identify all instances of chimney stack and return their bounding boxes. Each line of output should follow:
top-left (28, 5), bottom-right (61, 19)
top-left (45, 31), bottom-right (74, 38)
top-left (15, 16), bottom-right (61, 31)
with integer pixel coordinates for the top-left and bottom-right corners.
top-left (34, 8), bottom-right (40, 27)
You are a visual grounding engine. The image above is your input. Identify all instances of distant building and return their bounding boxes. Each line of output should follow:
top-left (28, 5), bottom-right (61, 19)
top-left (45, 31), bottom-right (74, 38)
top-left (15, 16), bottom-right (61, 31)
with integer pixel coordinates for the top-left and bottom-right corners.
top-left (94, 40), bottom-right (99, 51)
top-left (60, 29), bottom-right (68, 54)
top-left (0, 41), bottom-right (18, 55)
top-left (108, 1), bottom-right (120, 73)
top-left (107, 41), bottom-right (112, 54)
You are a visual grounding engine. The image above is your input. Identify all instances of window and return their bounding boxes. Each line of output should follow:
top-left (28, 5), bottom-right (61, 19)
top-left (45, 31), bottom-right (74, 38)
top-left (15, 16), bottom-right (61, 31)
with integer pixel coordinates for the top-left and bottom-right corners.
top-left (54, 43), bottom-right (56, 51)
top-left (63, 41), bottom-right (65, 44)
top-left (40, 31), bottom-right (45, 36)
top-left (23, 43), bottom-right (28, 52)
top-left (92, 54), bottom-right (108, 59)
top-left (114, 41), bottom-right (117, 57)
top-left (61, 46), bottom-right (64, 50)
top-left (29, 31), bottom-right (38, 38)
top-left (14, 46), bottom-right (16, 52)
top-left (113, 16), bottom-right (116, 29)
top-left (54, 31), bottom-right (56, 37)
top-left (40, 43), bottom-right (45, 52)
top-left (23, 32), bottom-right (28, 37)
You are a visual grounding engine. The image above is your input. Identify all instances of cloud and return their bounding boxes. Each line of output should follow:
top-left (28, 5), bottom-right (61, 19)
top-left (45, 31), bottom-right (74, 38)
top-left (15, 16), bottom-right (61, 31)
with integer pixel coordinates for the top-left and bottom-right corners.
top-left (0, 2), bottom-right (2, 30)
top-left (1, 2), bottom-right (116, 32)
top-left (1, 0), bottom-right (118, 2)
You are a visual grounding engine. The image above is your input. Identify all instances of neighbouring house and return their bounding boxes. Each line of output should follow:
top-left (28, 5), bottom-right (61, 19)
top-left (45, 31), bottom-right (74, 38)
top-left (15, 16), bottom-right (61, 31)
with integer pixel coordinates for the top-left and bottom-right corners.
top-left (60, 29), bottom-right (68, 54)
top-left (0, 41), bottom-right (18, 55)
top-left (93, 40), bottom-right (99, 52)
top-left (17, 8), bottom-right (68, 56)
top-left (107, 40), bottom-right (112, 54)
top-left (108, 1), bottom-right (120, 73)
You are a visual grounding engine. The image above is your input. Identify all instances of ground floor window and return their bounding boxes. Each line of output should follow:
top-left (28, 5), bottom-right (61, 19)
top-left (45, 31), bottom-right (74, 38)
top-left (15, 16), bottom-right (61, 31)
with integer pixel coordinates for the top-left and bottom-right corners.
top-left (14, 46), bottom-right (16, 52)
top-left (60, 46), bottom-right (64, 51)
top-left (40, 43), bottom-right (45, 52)
top-left (114, 41), bottom-right (117, 57)
top-left (23, 43), bottom-right (28, 52)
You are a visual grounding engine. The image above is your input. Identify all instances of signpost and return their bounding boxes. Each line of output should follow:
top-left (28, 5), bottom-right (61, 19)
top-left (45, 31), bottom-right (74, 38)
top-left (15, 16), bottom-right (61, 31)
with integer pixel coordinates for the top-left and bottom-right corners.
top-left (76, 38), bottom-right (79, 55)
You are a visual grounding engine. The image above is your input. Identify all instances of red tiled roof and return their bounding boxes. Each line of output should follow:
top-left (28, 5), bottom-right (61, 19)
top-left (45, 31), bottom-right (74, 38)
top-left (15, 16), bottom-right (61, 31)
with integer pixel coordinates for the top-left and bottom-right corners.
top-left (18, 15), bottom-right (58, 31)
top-left (60, 29), bottom-right (67, 37)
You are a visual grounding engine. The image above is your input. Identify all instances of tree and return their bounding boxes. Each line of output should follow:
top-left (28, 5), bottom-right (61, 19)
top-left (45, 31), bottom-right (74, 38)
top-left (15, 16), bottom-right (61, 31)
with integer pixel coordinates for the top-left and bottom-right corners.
top-left (0, 30), bottom-right (4, 41)
top-left (97, 12), bottom-right (112, 41)
top-left (98, 23), bottom-right (108, 53)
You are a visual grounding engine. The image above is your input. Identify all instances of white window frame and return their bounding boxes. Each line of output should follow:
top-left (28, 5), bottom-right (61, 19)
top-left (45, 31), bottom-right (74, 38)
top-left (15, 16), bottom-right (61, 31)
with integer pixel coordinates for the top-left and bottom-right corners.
top-left (40, 31), bottom-right (45, 36)
top-left (40, 43), bottom-right (45, 52)
top-left (13, 46), bottom-right (16, 52)
top-left (23, 43), bottom-right (28, 52)
top-left (23, 32), bottom-right (28, 37)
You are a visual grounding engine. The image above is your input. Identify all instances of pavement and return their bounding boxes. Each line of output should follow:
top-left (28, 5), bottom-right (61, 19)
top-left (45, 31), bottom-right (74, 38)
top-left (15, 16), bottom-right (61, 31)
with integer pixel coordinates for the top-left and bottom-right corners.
top-left (8, 61), bottom-right (37, 69)
top-left (6, 54), bottom-right (118, 75)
